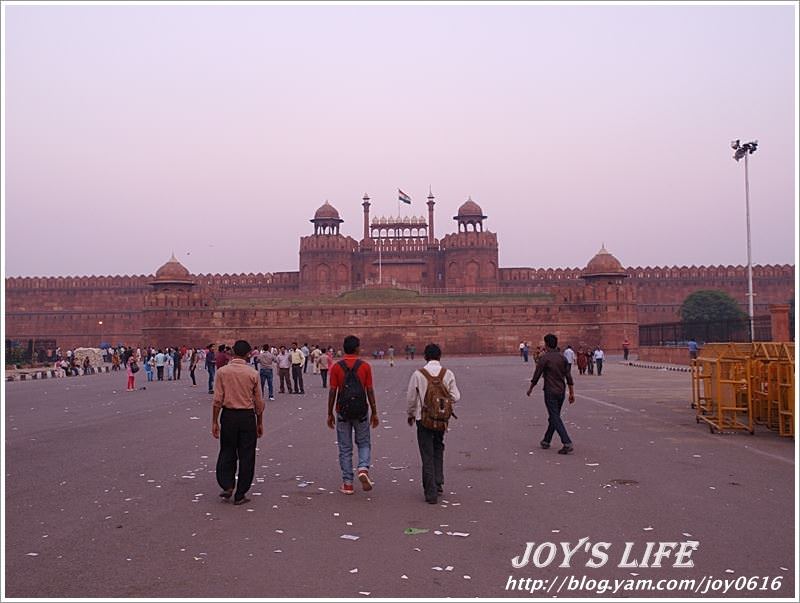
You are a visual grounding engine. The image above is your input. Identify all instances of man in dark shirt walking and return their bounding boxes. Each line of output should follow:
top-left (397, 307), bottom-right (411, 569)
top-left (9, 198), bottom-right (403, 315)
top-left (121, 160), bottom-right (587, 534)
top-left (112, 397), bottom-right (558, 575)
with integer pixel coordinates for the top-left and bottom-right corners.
top-left (526, 333), bottom-right (576, 454)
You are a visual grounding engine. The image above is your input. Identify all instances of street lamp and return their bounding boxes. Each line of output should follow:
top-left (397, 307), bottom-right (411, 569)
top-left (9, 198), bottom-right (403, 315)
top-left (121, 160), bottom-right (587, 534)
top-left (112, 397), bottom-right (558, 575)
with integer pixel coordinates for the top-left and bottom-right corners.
top-left (98, 321), bottom-right (103, 348)
top-left (731, 139), bottom-right (758, 341)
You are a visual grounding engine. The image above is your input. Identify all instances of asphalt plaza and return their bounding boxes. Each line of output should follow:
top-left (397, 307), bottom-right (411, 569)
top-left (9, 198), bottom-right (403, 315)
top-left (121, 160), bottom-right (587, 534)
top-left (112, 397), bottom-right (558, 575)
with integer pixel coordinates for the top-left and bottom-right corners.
top-left (3, 355), bottom-right (795, 598)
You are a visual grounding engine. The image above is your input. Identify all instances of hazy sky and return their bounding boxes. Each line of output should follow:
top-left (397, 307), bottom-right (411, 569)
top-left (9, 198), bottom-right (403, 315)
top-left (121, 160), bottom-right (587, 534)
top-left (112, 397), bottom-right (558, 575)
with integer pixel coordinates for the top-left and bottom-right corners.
top-left (3, 3), bottom-right (797, 277)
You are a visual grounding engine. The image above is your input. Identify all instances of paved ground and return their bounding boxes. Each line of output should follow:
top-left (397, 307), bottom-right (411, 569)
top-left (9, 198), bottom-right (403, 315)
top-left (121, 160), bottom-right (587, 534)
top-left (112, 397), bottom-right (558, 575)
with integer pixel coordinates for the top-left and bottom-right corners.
top-left (3, 356), bottom-right (796, 598)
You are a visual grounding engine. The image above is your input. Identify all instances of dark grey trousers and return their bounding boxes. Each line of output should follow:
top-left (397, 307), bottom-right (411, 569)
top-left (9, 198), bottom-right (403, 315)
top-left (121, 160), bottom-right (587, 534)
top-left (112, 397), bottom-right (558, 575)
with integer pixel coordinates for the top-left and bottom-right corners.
top-left (416, 421), bottom-right (445, 502)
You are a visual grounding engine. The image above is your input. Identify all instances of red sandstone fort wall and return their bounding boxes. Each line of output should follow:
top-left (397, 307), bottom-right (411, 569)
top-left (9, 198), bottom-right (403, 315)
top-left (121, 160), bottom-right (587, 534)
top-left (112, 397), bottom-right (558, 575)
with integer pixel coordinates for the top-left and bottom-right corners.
top-left (4, 263), bottom-right (792, 353)
top-left (140, 298), bottom-right (638, 354)
top-left (499, 264), bottom-right (794, 323)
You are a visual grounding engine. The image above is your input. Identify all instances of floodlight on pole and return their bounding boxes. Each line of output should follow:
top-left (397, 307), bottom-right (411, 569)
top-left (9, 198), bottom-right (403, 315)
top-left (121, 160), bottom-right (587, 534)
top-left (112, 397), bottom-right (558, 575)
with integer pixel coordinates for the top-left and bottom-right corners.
top-left (731, 139), bottom-right (758, 341)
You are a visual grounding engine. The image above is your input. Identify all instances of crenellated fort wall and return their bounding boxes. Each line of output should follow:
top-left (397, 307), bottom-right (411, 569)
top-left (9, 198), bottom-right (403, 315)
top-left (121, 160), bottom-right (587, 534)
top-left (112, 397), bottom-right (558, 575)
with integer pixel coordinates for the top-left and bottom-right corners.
top-left (6, 262), bottom-right (792, 352)
top-left (5, 197), bottom-right (794, 353)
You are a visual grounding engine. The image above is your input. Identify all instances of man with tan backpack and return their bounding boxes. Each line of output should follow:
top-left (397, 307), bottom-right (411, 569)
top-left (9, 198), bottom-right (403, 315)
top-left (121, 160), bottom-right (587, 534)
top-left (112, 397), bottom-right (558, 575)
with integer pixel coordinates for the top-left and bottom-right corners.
top-left (406, 344), bottom-right (461, 504)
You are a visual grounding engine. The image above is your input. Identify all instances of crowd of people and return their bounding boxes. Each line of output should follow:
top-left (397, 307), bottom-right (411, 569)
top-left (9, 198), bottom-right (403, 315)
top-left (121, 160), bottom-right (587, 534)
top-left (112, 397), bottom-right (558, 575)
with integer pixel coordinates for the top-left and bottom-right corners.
top-left (520, 341), bottom-right (607, 376)
top-left (50, 334), bottom-right (594, 507)
top-left (210, 332), bottom-right (581, 507)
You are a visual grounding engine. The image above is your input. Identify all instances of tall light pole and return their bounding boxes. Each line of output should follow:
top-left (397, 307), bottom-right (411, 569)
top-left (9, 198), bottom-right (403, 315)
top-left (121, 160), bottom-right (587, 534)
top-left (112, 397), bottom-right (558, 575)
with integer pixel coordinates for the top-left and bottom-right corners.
top-left (731, 139), bottom-right (758, 341)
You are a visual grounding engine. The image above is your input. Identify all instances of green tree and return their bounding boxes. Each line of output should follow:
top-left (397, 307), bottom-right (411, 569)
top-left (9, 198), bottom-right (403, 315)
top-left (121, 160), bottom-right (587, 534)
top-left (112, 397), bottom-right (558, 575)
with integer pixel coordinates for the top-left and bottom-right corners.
top-left (680, 290), bottom-right (747, 323)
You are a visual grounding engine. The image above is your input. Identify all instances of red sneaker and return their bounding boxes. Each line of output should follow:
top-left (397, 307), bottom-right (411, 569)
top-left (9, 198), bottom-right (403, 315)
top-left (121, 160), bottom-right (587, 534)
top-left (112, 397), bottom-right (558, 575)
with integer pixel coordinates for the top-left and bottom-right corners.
top-left (339, 483), bottom-right (354, 495)
top-left (358, 469), bottom-right (373, 491)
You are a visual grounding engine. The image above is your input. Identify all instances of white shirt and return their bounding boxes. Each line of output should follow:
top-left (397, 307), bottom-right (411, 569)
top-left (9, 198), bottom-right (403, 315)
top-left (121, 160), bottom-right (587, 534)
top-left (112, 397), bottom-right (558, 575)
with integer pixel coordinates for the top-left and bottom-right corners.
top-left (563, 348), bottom-right (576, 364)
top-left (406, 360), bottom-right (461, 421)
top-left (593, 349), bottom-right (605, 361)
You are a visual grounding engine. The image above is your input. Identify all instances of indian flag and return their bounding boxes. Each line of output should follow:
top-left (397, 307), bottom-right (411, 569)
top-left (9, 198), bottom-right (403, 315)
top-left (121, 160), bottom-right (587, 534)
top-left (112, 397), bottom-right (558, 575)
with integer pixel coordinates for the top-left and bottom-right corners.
top-left (398, 189), bottom-right (412, 204)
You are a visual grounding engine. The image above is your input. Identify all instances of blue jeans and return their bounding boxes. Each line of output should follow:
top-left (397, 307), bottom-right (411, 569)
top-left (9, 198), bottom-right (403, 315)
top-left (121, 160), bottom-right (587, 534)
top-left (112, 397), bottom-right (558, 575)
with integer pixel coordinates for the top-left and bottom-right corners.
top-left (207, 365), bottom-right (216, 392)
top-left (260, 368), bottom-right (274, 398)
top-left (336, 416), bottom-right (371, 484)
top-left (543, 390), bottom-right (572, 445)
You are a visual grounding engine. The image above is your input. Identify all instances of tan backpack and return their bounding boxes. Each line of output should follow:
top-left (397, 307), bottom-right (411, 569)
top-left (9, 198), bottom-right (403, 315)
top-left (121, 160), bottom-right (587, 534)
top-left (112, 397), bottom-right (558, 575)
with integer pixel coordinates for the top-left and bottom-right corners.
top-left (419, 367), bottom-right (457, 431)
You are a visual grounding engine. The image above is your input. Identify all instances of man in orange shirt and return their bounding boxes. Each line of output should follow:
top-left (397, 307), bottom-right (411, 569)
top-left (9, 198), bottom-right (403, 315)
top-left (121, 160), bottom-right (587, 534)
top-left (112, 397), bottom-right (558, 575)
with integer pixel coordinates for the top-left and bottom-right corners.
top-left (327, 335), bottom-right (379, 495)
top-left (212, 340), bottom-right (265, 506)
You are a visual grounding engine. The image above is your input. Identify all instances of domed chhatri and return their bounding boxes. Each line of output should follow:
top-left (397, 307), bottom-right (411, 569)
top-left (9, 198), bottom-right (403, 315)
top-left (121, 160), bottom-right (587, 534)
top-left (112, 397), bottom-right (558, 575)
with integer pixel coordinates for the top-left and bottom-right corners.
top-left (582, 245), bottom-right (628, 278)
top-left (457, 197), bottom-right (485, 218)
top-left (311, 201), bottom-right (344, 235)
top-left (151, 253), bottom-right (194, 286)
top-left (313, 201), bottom-right (342, 221)
top-left (453, 196), bottom-right (488, 233)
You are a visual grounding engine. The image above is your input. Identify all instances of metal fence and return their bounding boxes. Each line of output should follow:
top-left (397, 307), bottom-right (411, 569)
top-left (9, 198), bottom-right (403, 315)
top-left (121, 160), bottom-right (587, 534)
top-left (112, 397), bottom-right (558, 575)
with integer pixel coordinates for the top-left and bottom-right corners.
top-left (639, 316), bottom-right (772, 347)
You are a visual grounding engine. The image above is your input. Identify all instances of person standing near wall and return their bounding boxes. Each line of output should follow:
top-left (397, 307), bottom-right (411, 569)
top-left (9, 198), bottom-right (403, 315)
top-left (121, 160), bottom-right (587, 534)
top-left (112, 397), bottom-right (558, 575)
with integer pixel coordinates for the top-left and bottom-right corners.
top-left (318, 347), bottom-right (332, 388)
top-left (258, 344), bottom-right (276, 401)
top-left (276, 345), bottom-right (292, 394)
top-left (593, 346), bottom-right (605, 376)
top-left (688, 338), bottom-right (699, 361)
top-left (189, 349), bottom-right (199, 387)
top-left (205, 344), bottom-right (217, 394)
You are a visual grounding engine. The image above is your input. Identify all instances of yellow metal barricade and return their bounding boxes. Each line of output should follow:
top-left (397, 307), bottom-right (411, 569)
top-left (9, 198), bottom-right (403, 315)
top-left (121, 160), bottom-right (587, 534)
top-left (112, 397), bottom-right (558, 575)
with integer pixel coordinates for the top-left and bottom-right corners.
top-left (692, 341), bottom-right (794, 437)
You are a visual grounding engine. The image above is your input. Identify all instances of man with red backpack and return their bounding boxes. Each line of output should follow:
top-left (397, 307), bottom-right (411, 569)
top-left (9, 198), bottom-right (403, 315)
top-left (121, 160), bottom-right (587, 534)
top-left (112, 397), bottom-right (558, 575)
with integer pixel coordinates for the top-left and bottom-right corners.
top-left (327, 335), bottom-right (379, 495)
top-left (406, 343), bottom-right (461, 504)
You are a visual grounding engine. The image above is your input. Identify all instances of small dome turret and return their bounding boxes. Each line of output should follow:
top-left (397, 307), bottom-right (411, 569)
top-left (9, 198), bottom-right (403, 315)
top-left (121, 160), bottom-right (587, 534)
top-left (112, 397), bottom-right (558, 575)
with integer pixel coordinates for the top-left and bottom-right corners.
top-left (310, 201), bottom-right (344, 235)
top-left (151, 253), bottom-right (194, 287)
top-left (581, 245), bottom-right (628, 279)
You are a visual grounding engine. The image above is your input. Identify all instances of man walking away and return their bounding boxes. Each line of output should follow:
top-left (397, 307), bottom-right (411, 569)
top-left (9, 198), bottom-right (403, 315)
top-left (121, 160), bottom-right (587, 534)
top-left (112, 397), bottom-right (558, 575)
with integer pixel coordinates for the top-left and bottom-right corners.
top-left (318, 348), bottom-right (332, 388)
top-left (173, 347), bottom-right (182, 380)
top-left (301, 343), bottom-right (310, 373)
top-left (310, 345), bottom-right (322, 374)
top-left (258, 344), bottom-right (276, 401)
top-left (327, 335), bottom-right (379, 495)
top-left (593, 346), bottom-right (605, 376)
top-left (527, 333), bottom-right (575, 455)
top-left (623, 337), bottom-right (630, 361)
top-left (211, 340), bottom-right (264, 506)
top-left (216, 344), bottom-right (230, 370)
top-left (563, 345), bottom-right (575, 373)
top-left (205, 344), bottom-right (217, 394)
top-left (406, 344), bottom-right (461, 504)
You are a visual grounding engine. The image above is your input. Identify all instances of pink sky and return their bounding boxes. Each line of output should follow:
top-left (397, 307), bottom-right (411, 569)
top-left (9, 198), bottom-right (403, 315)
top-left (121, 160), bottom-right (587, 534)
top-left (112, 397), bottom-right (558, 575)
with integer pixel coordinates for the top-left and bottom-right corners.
top-left (3, 4), bottom-right (797, 277)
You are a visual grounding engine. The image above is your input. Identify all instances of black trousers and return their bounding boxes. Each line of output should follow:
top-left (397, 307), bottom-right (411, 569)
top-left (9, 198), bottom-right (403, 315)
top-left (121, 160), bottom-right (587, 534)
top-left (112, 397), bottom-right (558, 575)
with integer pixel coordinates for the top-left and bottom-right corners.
top-left (596, 359), bottom-right (604, 376)
top-left (320, 368), bottom-right (328, 388)
top-left (216, 408), bottom-right (257, 501)
top-left (416, 421), bottom-right (445, 502)
top-left (156, 366), bottom-right (164, 380)
top-left (291, 364), bottom-right (304, 393)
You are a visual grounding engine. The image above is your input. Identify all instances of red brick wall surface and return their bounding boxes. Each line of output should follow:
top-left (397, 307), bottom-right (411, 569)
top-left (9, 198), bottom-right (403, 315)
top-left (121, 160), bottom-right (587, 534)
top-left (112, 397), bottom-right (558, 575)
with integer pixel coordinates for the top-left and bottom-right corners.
top-left (5, 263), bottom-right (792, 353)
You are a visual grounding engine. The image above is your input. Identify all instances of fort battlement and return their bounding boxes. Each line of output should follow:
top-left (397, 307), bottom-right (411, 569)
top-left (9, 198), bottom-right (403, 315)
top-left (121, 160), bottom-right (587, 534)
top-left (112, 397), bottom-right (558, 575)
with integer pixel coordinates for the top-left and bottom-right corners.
top-left (4, 197), bottom-right (794, 351)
